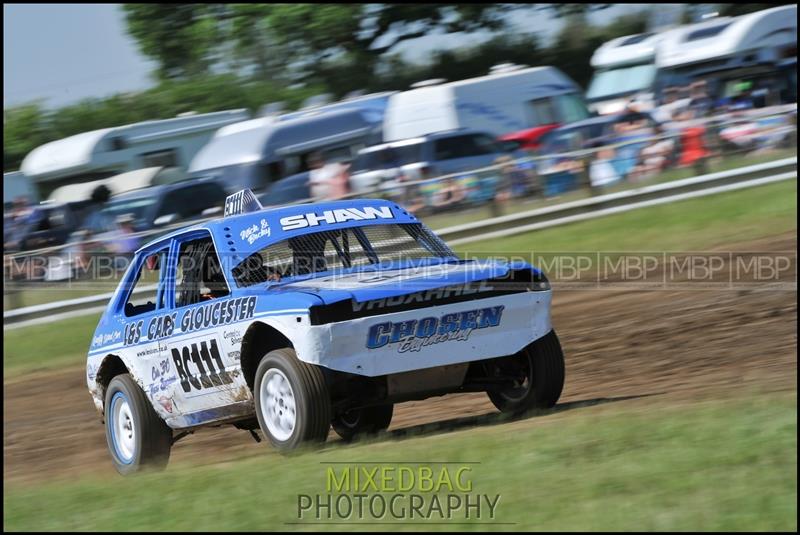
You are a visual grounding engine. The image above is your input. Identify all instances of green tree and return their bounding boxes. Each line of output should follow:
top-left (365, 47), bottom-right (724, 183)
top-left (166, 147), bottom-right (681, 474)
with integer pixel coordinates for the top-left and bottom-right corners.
top-left (3, 104), bottom-right (49, 171)
top-left (242, 4), bottom-right (511, 95)
top-left (122, 4), bottom-right (224, 80)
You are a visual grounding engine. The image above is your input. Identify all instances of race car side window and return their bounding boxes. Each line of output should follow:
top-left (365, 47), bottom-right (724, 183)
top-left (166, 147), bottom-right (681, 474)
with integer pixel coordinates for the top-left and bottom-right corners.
top-left (175, 235), bottom-right (230, 308)
top-left (124, 248), bottom-right (168, 317)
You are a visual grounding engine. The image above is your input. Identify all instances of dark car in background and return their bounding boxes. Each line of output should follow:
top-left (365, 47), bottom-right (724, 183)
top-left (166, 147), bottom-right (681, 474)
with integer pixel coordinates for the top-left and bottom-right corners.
top-left (257, 171), bottom-right (311, 208)
top-left (97, 178), bottom-right (228, 233)
top-left (4, 200), bottom-right (92, 252)
top-left (348, 129), bottom-right (520, 196)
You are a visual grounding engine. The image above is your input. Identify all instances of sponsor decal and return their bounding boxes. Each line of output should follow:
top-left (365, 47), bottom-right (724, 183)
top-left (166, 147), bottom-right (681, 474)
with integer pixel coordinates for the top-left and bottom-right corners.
top-left (124, 297), bottom-right (256, 347)
top-left (223, 329), bottom-right (243, 346)
top-left (92, 330), bottom-right (122, 348)
top-left (240, 218), bottom-right (271, 245)
top-left (179, 296), bottom-right (257, 334)
top-left (171, 338), bottom-right (234, 393)
top-left (86, 363), bottom-right (98, 381)
top-left (124, 320), bottom-right (144, 346)
top-left (148, 356), bottom-right (177, 397)
top-left (157, 395), bottom-right (177, 414)
top-left (353, 282), bottom-right (495, 312)
top-left (366, 305), bottom-right (504, 353)
top-left (125, 313), bottom-right (175, 347)
top-left (280, 206), bottom-right (394, 231)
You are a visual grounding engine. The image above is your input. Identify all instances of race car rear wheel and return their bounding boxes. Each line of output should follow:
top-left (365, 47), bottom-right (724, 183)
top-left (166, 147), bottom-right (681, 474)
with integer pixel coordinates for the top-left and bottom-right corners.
top-left (254, 347), bottom-right (331, 452)
top-left (332, 404), bottom-right (394, 442)
top-left (104, 374), bottom-right (172, 475)
top-left (487, 329), bottom-right (565, 416)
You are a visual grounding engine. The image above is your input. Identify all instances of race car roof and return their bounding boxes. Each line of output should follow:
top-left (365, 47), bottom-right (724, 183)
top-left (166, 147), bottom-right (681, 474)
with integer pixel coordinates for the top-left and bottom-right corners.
top-left (142, 198), bottom-right (421, 257)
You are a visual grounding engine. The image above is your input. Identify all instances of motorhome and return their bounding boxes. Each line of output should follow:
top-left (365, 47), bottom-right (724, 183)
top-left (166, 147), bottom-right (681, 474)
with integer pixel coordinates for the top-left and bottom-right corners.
top-left (383, 65), bottom-right (589, 141)
top-left (654, 5), bottom-right (797, 107)
top-left (586, 31), bottom-right (668, 115)
top-left (586, 5), bottom-right (798, 114)
top-left (19, 110), bottom-right (250, 194)
top-left (188, 108), bottom-right (382, 193)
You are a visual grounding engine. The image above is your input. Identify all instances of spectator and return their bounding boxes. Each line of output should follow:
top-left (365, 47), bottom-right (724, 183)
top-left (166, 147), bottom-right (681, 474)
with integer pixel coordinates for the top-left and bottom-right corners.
top-left (82, 185), bottom-right (117, 233)
top-left (431, 176), bottom-right (467, 210)
top-left (615, 102), bottom-right (652, 136)
top-left (589, 145), bottom-right (622, 188)
top-left (654, 87), bottom-right (689, 124)
top-left (71, 229), bottom-right (95, 279)
top-left (398, 177), bottom-right (426, 214)
top-left (675, 109), bottom-right (710, 173)
top-left (688, 80), bottom-right (713, 118)
top-left (495, 155), bottom-right (530, 198)
top-left (630, 124), bottom-right (676, 182)
top-left (115, 214), bottom-right (140, 255)
top-left (3, 197), bottom-right (34, 252)
top-left (308, 152), bottom-right (350, 200)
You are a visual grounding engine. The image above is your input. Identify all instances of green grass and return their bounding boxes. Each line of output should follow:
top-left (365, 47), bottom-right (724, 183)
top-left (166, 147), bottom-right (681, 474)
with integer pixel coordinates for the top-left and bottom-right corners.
top-left (3, 180), bottom-right (796, 379)
top-left (3, 312), bottom-right (102, 379)
top-left (4, 283), bottom-right (121, 309)
top-left (456, 179), bottom-right (797, 254)
top-left (4, 392), bottom-right (796, 531)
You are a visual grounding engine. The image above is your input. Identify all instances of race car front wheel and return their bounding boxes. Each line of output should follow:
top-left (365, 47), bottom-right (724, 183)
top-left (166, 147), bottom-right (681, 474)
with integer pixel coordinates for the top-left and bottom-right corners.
top-left (104, 374), bottom-right (172, 475)
top-left (254, 347), bottom-right (331, 452)
top-left (487, 329), bottom-right (565, 416)
top-left (332, 404), bottom-right (394, 442)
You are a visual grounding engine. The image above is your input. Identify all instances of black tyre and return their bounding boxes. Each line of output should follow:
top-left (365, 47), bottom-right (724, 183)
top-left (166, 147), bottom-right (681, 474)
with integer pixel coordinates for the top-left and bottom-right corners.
top-left (104, 374), bottom-right (172, 475)
top-left (487, 329), bottom-right (565, 415)
top-left (332, 404), bottom-right (394, 442)
top-left (254, 347), bottom-right (331, 452)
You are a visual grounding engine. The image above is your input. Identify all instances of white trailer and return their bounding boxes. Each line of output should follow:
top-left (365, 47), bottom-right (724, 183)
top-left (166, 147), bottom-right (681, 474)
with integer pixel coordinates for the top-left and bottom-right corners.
top-left (383, 65), bottom-right (589, 141)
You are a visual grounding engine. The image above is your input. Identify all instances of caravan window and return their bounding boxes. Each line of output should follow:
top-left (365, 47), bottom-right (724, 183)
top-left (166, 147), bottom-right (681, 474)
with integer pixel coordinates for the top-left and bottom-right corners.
top-left (528, 98), bottom-right (558, 126)
top-left (587, 64), bottom-right (657, 101)
top-left (321, 146), bottom-right (355, 164)
top-left (555, 94), bottom-right (589, 123)
top-left (141, 149), bottom-right (178, 168)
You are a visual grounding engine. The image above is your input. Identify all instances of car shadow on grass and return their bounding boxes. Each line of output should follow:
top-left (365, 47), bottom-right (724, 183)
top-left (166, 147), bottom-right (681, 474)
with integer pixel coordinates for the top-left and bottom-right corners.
top-left (328, 393), bottom-right (664, 450)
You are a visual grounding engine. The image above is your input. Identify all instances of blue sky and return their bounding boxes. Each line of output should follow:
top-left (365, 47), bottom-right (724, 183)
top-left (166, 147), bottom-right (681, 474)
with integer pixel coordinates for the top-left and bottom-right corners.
top-left (3, 4), bottom-right (653, 109)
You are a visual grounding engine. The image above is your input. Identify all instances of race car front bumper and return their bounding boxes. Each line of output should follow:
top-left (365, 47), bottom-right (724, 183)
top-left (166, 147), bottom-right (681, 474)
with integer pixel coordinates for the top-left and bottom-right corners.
top-left (295, 291), bottom-right (552, 376)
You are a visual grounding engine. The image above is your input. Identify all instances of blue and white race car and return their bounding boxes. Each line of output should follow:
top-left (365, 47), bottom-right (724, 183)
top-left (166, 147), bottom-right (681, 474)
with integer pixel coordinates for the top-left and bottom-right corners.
top-left (86, 190), bottom-right (564, 474)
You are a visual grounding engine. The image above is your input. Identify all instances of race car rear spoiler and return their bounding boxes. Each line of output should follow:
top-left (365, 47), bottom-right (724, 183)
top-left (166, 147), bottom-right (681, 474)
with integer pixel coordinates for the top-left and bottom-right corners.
top-left (224, 189), bottom-right (263, 217)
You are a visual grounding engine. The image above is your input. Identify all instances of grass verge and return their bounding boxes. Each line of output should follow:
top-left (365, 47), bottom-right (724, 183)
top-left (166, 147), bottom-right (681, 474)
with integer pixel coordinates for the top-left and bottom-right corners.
top-left (4, 391), bottom-right (796, 531)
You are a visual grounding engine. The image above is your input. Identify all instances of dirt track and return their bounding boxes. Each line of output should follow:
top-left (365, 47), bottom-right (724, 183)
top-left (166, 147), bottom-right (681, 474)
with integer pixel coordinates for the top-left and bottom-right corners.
top-left (4, 232), bottom-right (797, 485)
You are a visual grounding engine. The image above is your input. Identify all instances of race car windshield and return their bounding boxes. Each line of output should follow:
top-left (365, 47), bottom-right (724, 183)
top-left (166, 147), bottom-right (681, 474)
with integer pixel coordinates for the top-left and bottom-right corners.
top-left (231, 223), bottom-right (457, 287)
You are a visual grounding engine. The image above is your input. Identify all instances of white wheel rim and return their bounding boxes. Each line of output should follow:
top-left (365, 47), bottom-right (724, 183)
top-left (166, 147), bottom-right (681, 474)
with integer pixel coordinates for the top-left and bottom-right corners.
top-left (260, 368), bottom-right (297, 441)
top-left (111, 393), bottom-right (136, 463)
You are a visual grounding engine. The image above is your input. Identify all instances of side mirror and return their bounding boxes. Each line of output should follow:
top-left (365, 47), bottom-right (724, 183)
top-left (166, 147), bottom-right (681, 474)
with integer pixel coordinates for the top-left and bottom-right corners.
top-left (154, 213), bottom-right (178, 227)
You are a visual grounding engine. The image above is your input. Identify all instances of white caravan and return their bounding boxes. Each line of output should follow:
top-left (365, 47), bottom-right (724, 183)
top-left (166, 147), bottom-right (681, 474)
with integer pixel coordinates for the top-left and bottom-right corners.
top-left (587, 4), bottom-right (798, 114)
top-left (383, 65), bottom-right (589, 141)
